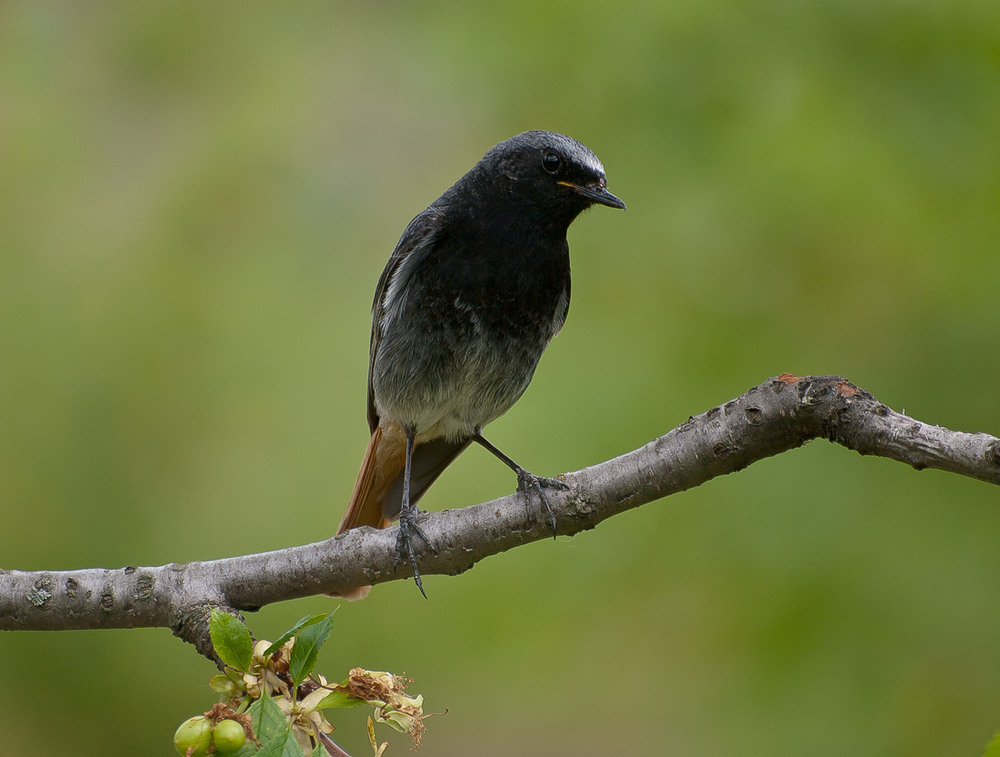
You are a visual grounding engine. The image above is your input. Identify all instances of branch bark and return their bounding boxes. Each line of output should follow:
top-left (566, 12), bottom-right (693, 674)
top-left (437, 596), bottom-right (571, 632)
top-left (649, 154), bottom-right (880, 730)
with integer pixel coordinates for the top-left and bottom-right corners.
top-left (2, 375), bottom-right (998, 655)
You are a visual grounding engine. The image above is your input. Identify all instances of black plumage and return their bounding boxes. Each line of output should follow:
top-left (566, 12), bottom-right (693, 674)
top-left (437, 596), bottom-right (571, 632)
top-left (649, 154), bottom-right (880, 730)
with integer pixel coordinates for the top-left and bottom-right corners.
top-left (336, 131), bottom-right (624, 597)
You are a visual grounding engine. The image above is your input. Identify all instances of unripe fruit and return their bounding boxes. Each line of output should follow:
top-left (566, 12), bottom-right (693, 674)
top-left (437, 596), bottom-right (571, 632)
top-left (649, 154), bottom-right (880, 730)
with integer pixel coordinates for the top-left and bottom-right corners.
top-left (173, 715), bottom-right (212, 756)
top-left (212, 718), bottom-right (247, 754)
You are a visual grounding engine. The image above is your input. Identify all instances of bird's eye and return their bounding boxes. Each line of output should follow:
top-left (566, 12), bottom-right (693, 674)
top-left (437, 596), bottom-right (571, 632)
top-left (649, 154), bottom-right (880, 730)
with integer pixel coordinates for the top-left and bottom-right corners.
top-left (542, 152), bottom-right (561, 174)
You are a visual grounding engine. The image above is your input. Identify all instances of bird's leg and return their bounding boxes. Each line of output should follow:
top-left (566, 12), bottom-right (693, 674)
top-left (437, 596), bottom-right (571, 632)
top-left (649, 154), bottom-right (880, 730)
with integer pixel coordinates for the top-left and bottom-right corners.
top-left (395, 430), bottom-right (432, 598)
top-left (472, 434), bottom-right (566, 537)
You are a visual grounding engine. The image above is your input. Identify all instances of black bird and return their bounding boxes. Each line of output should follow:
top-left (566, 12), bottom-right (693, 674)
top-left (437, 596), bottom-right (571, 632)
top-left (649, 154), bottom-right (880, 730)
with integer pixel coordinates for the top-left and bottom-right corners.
top-left (336, 131), bottom-right (624, 598)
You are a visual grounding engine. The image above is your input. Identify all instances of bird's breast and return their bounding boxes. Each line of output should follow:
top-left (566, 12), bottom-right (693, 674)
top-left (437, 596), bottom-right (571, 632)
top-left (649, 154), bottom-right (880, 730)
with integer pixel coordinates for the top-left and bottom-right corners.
top-left (372, 233), bottom-right (570, 437)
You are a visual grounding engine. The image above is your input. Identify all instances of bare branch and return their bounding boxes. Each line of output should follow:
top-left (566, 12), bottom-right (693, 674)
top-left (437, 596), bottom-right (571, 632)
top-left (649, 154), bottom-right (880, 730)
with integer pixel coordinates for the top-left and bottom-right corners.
top-left (2, 375), bottom-right (997, 655)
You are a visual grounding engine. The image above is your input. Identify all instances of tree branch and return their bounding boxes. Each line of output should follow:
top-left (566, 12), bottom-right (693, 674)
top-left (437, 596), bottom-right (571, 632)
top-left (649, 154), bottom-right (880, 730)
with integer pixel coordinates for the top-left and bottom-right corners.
top-left (2, 375), bottom-right (997, 655)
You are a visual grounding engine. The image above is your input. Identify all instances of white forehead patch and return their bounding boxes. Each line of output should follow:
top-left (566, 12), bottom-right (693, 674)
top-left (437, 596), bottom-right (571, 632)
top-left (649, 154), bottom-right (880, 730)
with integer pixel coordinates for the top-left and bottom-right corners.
top-left (579, 149), bottom-right (605, 177)
top-left (554, 133), bottom-right (605, 177)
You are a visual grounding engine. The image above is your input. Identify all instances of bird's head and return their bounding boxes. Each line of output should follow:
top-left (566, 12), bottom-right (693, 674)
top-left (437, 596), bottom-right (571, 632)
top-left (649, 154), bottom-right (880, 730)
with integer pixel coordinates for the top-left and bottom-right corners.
top-left (478, 130), bottom-right (625, 219)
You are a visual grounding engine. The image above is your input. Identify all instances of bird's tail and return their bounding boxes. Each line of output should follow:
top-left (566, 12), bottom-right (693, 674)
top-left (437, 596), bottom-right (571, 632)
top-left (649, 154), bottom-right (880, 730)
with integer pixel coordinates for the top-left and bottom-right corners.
top-left (332, 422), bottom-right (471, 600)
top-left (329, 424), bottom-right (406, 601)
top-left (337, 424), bottom-right (406, 534)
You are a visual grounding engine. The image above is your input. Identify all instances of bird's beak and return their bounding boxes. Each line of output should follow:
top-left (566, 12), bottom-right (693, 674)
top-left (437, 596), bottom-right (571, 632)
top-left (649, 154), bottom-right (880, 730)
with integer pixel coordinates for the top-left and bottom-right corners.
top-left (558, 180), bottom-right (626, 210)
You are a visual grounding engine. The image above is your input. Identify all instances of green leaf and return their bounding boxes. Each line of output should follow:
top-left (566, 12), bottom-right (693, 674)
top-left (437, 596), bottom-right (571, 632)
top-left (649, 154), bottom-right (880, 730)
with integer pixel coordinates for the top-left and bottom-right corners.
top-left (289, 613), bottom-right (335, 687)
top-left (263, 613), bottom-right (329, 658)
top-left (256, 730), bottom-right (305, 757)
top-left (209, 673), bottom-right (242, 698)
top-left (209, 608), bottom-right (254, 672)
top-left (249, 694), bottom-right (288, 744)
top-left (233, 742), bottom-right (258, 757)
top-left (314, 689), bottom-right (366, 710)
top-left (210, 674), bottom-right (232, 693)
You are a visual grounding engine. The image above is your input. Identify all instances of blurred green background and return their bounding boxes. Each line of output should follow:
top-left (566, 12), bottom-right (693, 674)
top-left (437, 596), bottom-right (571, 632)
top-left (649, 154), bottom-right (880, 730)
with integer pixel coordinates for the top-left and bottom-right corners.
top-left (1, 1), bottom-right (998, 755)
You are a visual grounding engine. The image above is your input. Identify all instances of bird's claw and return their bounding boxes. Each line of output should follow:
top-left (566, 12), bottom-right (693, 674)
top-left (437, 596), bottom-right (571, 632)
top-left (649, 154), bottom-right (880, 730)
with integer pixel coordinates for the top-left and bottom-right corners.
top-left (394, 508), bottom-right (436, 598)
top-left (515, 470), bottom-right (567, 537)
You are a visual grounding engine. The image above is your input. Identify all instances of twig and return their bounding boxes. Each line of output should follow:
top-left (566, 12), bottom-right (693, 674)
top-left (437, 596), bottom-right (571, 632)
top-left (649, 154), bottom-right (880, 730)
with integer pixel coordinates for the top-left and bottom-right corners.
top-left (1, 375), bottom-right (996, 656)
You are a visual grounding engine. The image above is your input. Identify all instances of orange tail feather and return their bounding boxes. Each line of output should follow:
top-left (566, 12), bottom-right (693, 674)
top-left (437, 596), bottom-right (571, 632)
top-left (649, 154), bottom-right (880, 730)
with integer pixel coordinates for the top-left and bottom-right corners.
top-left (331, 423), bottom-right (408, 600)
top-left (337, 422), bottom-right (407, 534)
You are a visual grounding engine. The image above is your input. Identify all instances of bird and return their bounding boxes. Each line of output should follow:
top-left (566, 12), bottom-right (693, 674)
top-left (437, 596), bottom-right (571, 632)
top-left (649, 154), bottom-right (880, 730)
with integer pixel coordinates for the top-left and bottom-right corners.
top-left (335, 130), bottom-right (624, 598)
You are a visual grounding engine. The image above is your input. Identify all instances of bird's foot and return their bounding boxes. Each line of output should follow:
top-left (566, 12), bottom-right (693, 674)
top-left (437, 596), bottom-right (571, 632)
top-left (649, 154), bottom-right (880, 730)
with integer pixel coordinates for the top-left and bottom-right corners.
top-left (394, 507), bottom-right (436, 598)
top-left (515, 469), bottom-right (568, 537)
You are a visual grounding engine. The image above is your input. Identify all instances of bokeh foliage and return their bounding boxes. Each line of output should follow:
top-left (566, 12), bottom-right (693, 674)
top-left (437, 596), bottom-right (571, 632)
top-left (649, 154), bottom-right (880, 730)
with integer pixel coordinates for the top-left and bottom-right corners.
top-left (1, 1), bottom-right (998, 755)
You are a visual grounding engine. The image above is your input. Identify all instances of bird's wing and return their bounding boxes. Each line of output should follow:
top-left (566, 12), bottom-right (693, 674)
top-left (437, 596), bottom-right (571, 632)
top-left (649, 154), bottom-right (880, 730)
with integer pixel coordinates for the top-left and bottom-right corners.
top-left (366, 206), bottom-right (447, 433)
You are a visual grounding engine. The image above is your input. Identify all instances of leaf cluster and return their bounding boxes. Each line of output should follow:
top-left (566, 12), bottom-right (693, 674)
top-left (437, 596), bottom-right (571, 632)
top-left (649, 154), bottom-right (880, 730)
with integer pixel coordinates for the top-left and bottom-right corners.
top-left (194, 610), bottom-right (426, 757)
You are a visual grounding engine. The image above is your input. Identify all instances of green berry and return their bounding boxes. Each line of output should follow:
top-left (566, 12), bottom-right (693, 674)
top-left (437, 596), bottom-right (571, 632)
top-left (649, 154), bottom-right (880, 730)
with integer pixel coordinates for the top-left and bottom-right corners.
top-left (173, 715), bottom-right (212, 756)
top-left (212, 718), bottom-right (247, 754)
